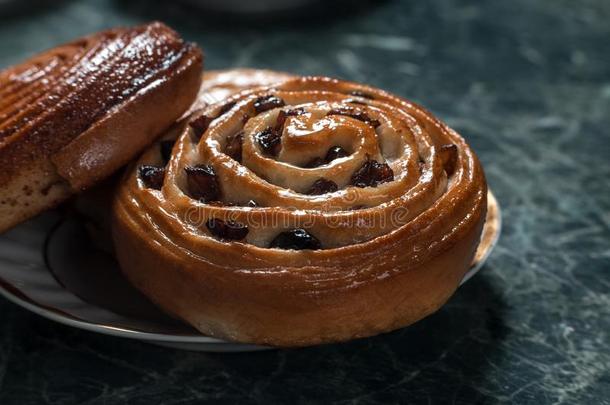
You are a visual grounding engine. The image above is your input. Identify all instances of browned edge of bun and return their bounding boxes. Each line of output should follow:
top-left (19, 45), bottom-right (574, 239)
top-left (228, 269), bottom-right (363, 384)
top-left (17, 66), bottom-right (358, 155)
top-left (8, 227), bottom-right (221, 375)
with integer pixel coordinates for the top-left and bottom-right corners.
top-left (111, 74), bottom-right (488, 346)
top-left (0, 22), bottom-right (203, 234)
top-left (52, 42), bottom-right (202, 190)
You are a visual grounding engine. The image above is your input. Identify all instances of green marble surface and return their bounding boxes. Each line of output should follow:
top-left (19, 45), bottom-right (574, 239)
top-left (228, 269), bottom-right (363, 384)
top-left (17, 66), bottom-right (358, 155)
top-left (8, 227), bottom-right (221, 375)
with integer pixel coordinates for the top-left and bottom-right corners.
top-left (0, 0), bottom-right (609, 403)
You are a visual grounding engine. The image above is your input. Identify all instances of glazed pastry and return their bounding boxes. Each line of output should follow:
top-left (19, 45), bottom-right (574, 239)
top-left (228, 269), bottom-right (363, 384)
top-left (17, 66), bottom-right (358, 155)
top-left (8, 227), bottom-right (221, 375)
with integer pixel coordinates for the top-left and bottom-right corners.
top-left (113, 75), bottom-right (488, 346)
top-left (0, 22), bottom-right (202, 233)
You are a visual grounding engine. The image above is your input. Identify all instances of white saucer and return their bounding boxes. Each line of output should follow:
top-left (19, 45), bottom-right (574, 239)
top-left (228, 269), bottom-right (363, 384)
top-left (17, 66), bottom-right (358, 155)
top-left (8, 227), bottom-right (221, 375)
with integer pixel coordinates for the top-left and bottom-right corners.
top-left (0, 192), bottom-right (500, 352)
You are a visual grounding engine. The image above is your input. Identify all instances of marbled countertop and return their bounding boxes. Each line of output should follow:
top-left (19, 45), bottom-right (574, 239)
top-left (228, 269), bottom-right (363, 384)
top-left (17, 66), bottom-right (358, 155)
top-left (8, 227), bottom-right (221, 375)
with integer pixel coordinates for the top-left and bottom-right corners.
top-left (0, 0), bottom-right (608, 403)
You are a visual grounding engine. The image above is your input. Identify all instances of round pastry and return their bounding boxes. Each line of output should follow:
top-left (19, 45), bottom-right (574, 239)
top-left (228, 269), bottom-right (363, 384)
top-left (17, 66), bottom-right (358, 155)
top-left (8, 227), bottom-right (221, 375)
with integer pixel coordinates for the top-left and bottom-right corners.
top-left (0, 22), bottom-right (202, 233)
top-left (112, 75), bottom-right (488, 346)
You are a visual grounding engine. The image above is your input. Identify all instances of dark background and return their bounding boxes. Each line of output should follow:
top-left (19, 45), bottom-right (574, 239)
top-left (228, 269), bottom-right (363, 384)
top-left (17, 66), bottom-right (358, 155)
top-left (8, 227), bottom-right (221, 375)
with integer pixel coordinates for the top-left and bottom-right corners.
top-left (1, 0), bottom-right (609, 403)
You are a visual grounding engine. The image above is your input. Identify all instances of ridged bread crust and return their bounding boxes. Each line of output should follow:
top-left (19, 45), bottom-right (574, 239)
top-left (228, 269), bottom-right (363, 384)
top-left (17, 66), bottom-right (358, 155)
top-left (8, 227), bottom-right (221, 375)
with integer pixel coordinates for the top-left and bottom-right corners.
top-left (0, 22), bottom-right (203, 233)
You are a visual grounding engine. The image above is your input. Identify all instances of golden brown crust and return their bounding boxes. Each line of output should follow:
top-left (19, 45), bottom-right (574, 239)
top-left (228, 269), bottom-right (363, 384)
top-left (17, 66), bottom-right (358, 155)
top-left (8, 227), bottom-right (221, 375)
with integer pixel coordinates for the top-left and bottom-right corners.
top-left (113, 72), bottom-right (487, 346)
top-left (0, 22), bottom-right (203, 233)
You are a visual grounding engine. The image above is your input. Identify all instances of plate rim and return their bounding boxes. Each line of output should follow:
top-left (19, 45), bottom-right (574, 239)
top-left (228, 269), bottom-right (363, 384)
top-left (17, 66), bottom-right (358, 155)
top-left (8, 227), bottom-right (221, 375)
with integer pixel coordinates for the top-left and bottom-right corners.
top-left (0, 190), bottom-right (502, 345)
top-left (0, 282), bottom-right (228, 343)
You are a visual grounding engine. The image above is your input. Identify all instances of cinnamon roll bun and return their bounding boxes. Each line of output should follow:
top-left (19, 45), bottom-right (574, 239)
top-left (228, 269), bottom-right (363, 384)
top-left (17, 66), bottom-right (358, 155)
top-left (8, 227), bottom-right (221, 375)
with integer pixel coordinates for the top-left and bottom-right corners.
top-left (0, 22), bottom-right (202, 233)
top-left (112, 75), bottom-right (488, 346)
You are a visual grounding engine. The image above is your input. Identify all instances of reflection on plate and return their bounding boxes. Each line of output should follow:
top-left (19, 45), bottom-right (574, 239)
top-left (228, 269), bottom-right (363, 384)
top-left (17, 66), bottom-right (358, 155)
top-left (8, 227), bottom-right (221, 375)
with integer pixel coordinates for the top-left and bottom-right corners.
top-left (0, 192), bottom-right (501, 352)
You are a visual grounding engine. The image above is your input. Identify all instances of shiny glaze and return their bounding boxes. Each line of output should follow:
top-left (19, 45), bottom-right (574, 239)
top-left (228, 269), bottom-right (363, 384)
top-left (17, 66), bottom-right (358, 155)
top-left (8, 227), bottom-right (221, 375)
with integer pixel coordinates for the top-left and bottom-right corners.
top-left (0, 22), bottom-right (201, 187)
top-left (113, 72), bottom-right (488, 345)
top-left (122, 76), bottom-right (486, 250)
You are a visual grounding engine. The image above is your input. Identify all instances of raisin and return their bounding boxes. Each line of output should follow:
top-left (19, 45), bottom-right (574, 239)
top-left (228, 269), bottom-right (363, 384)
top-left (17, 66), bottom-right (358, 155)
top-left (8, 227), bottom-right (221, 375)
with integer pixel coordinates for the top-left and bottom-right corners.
top-left (438, 144), bottom-right (458, 176)
top-left (253, 95), bottom-right (285, 114)
top-left (255, 127), bottom-right (281, 157)
top-left (184, 164), bottom-right (221, 202)
top-left (325, 145), bottom-right (349, 162)
top-left (270, 229), bottom-right (322, 250)
top-left (327, 107), bottom-right (380, 128)
top-left (189, 115), bottom-right (214, 140)
top-left (349, 90), bottom-right (374, 99)
top-left (138, 165), bottom-right (165, 190)
top-left (274, 110), bottom-right (288, 133)
top-left (206, 218), bottom-right (248, 241)
top-left (225, 132), bottom-right (243, 162)
top-left (418, 156), bottom-right (426, 174)
top-left (307, 178), bottom-right (339, 195)
top-left (274, 107), bottom-right (305, 133)
top-left (160, 140), bottom-right (174, 164)
top-left (305, 146), bottom-right (349, 168)
top-left (218, 101), bottom-right (236, 115)
top-left (350, 159), bottom-right (394, 188)
top-left (285, 107), bottom-right (306, 116)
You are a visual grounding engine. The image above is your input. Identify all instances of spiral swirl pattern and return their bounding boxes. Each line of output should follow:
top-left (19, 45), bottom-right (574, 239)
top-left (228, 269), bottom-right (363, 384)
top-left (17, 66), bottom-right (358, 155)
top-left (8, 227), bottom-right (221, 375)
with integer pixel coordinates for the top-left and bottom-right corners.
top-left (124, 76), bottom-right (484, 250)
top-left (113, 75), bottom-right (487, 345)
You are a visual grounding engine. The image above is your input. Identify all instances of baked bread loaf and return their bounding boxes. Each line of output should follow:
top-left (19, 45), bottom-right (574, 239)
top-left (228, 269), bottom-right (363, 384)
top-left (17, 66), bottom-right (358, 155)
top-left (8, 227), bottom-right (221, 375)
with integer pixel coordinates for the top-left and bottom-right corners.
top-left (0, 22), bottom-right (202, 233)
top-left (112, 75), bottom-right (488, 346)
